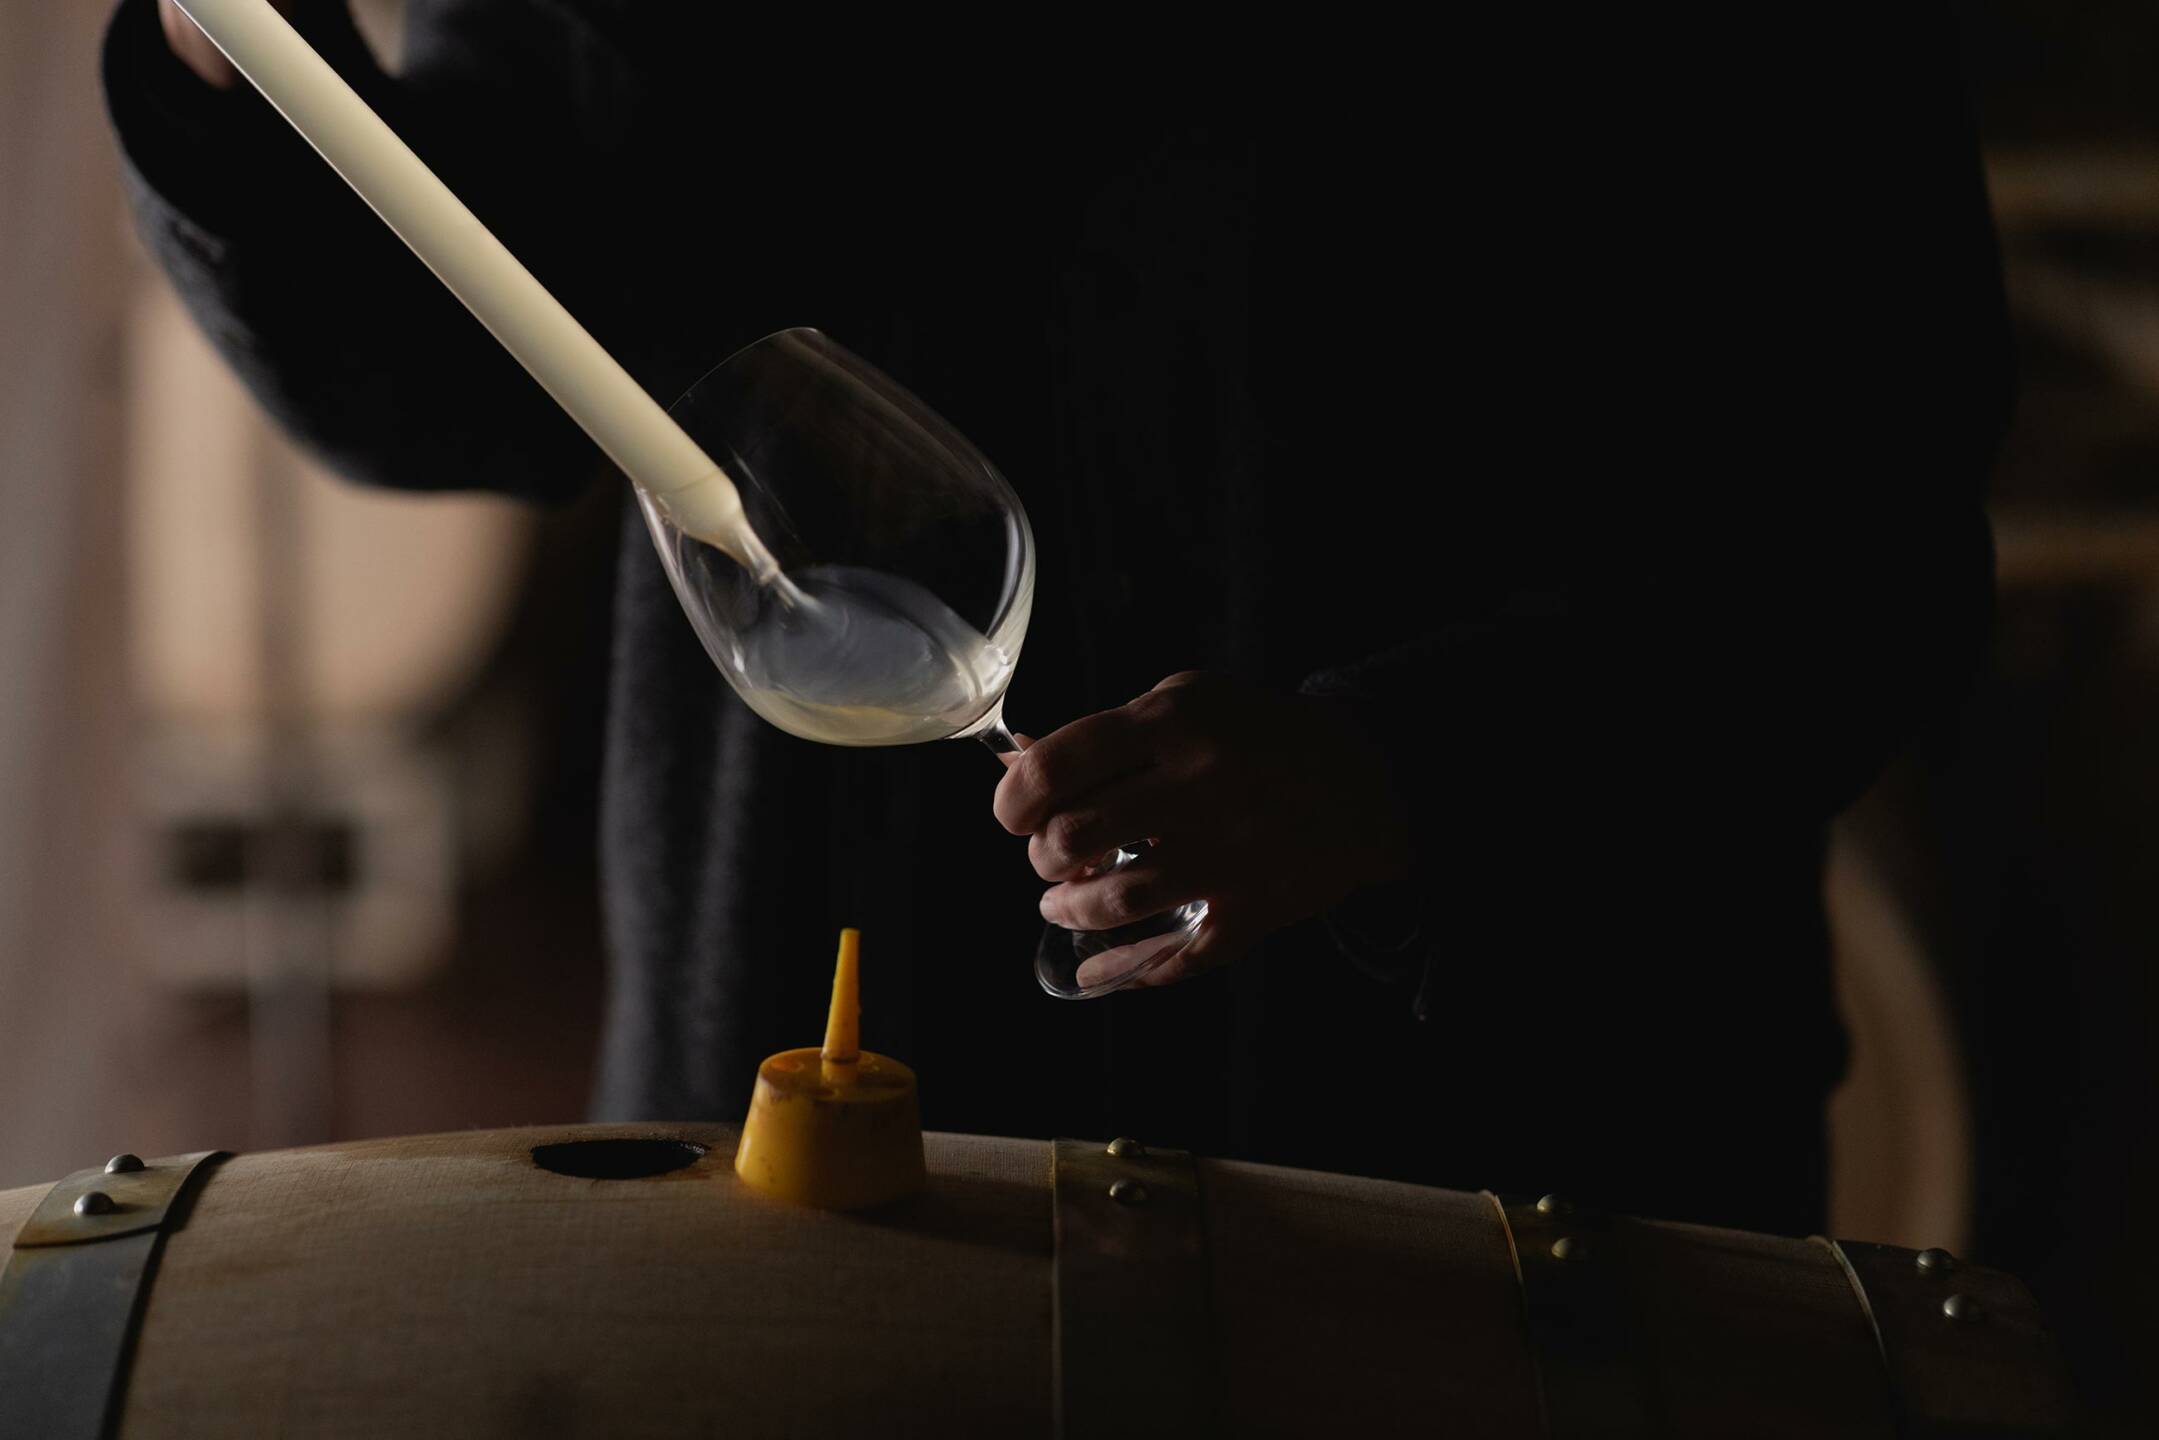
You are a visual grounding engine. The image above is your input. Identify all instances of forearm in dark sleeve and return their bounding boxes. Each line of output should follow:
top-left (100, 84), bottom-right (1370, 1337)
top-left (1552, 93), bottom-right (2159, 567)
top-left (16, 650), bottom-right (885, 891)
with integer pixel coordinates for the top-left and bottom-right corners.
top-left (102, 0), bottom-right (608, 501)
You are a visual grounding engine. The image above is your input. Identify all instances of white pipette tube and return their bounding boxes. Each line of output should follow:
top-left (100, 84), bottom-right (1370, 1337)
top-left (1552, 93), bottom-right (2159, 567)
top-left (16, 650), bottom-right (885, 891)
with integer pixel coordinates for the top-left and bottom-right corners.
top-left (170, 0), bottom-right (777, 579)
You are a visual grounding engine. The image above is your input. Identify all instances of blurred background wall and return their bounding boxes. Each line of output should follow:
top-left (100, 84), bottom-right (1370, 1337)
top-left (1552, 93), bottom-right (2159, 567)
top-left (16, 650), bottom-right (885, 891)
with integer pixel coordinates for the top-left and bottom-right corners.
top-left (0, 0), bottom-right (614, 1191)
top-left (0, 0), bottom-right (140, 1199)
top-left (0, 3), bottom-right (2149, 1434)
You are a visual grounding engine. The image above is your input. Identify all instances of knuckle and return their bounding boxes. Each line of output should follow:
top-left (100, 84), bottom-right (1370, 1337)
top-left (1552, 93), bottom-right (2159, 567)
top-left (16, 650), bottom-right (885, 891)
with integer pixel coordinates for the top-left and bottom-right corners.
top-left (1022, 748), bottom-right (1072, 804)
top-left (998, 759), bottom-right (1056, 829)
top-left (1068, 881), bottom-right (1120, 930)
top-left (992, 782), bottom-right (1030, 834)
top-left (1107, 867), bottom-right (1162, 916)
top-left (1050, 887), bottom-right (1093, 929)
top-left (1027, 833), bottom-right (1058, 878)
top-left (1032, 830), bottom-right (1087, 882)
top-left (1044, 810), bottom-right (1092, 859)
top-left (1124, 691), bottom-right (1176, 727)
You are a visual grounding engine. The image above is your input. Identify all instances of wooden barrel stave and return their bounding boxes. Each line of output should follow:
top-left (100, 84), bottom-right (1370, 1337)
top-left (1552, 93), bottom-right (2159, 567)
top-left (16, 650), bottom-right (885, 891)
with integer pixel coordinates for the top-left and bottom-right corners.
top-left (1617, 1220), bottom-right (1897, 1439)
top-left (0, 1123), bottom-right (2068, 1438)
top-left (1202, 1157), bottom-right (1538, 1436)
top-left (124, 1127), bottom-right (1046, 1439)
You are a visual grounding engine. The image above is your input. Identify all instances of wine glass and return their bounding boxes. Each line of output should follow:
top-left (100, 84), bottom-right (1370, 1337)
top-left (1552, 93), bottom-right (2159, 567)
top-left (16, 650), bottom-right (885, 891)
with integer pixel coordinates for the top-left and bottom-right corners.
top-left (640, 327), bottom-right (1204, 997)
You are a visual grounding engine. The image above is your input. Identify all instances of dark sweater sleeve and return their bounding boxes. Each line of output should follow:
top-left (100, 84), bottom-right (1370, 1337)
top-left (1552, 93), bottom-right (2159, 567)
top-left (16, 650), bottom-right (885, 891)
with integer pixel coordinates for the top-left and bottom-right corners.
top-left (101, 0), bottom-right (621, 501)
top-left (1300, 31), bottom-right (2011, 993)
top-left (1299, 614), bottom-right (1573, 993)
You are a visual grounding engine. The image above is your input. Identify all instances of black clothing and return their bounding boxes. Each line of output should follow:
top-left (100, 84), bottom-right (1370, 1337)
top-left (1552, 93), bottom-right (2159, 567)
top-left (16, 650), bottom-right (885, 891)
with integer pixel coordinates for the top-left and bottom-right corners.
top-left (105, 1), bottom-right (2009, 1235)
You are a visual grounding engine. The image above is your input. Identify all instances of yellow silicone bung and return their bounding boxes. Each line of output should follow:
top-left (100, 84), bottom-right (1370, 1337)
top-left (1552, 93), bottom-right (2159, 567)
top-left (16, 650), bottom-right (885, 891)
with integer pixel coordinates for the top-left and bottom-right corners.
top-left (734, 928), bottom-right (925, 1210)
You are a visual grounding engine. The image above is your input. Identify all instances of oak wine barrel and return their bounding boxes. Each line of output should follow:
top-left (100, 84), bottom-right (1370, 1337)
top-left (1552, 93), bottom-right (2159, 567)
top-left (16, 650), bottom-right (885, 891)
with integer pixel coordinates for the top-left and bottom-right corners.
top-left (0, 1124), bottom-right (2069, 1438)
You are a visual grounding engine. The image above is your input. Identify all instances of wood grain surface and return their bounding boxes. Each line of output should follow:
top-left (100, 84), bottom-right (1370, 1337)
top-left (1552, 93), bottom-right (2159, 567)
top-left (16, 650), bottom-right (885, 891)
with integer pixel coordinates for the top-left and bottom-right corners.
top-left (0, 1123), bottom-right (2068, 1439)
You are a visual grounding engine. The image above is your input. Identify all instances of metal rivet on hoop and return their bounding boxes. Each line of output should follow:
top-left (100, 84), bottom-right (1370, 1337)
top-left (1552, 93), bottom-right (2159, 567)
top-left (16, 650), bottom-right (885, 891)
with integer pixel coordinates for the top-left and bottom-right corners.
top-left (1108, 1179), bottom-right (1148, 1207)
top-left (1106, 1137), bottom-right (1146, 1160)
top-left (73, 1191), bottom-right (116, 1217)
top-left (104, 1154), bottom-right (145, 1175)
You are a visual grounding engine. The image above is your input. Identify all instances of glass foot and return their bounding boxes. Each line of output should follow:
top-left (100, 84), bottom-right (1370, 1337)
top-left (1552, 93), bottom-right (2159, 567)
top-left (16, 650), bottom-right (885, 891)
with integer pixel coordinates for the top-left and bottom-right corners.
top-left (1034, 889), bottom-right (1208, 1000)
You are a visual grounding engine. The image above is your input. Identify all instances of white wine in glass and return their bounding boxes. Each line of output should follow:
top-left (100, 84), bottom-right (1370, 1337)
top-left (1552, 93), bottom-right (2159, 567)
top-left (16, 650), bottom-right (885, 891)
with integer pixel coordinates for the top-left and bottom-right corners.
top-left (644, 328), bottom-right (1204, 996)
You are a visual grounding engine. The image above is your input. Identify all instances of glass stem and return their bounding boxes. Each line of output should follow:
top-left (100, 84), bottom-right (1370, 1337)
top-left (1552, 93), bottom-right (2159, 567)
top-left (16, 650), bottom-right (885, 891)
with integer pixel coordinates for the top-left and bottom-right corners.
top-left (976, 708), bottom-right (1025, 756)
